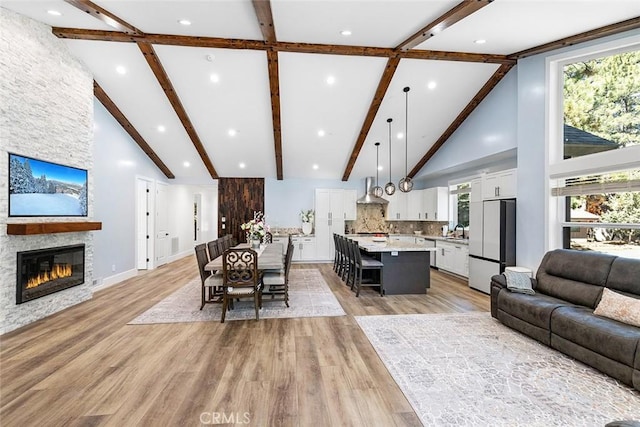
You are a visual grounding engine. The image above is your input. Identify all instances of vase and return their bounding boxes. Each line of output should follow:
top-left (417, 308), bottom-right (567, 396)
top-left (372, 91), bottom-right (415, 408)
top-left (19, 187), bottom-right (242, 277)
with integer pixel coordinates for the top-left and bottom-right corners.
top-left (302, 222), bottom-right (312, 235)
top-left (251, 239), bottom-right (261, 250)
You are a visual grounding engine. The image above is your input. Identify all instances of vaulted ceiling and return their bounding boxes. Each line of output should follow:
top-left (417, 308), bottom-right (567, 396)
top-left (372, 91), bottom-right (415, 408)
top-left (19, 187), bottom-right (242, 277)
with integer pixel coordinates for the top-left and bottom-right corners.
top-left (3, 0), bottom-right (640, 182)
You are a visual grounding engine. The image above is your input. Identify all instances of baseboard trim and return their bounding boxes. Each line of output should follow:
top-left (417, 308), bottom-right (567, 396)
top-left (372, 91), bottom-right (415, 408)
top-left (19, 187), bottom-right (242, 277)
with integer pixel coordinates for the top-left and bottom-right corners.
top-left (168, 250), bottom-right (192, 264)
top-left (94, 268), bottom-right (138, 291)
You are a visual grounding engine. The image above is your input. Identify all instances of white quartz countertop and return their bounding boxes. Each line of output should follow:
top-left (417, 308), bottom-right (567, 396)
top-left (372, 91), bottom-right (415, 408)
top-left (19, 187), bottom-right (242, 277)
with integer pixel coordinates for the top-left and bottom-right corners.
top-left (351, 236), bottom-right (438, 252)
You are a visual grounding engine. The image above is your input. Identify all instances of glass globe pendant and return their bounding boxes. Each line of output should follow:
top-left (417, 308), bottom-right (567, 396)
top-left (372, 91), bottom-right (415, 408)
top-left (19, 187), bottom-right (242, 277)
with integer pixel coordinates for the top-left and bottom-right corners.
top-left (372, 142), bottom-right (384, 197)
top-left (399, 87), bottom-right (413, 193)
top-left (384, 118), bottom-right (396, 196)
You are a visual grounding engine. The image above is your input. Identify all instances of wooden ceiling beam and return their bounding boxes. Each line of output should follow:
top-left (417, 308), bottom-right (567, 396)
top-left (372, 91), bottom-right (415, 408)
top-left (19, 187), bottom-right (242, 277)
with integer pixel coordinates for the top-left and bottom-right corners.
top-left (93, 81), bottom-right (175, 179)
top-left (252, 0), bottom-right (277, 42)
top-left (396, 0), bottom-right (493, 51)
top-left (509, 16), bottom-right (640, 60)
top-left (51, 28), bottom-right (515, 65)
top-left (408, 63), bottom-right (514, 178)
top-left (342, 57), bottom-right (401, 181)
top-left (137, 43), bottom-right (219, 179)
top-left (267, 50), bottom-right (284, 180)
top-left (64, 0), bottom-right (141, 34)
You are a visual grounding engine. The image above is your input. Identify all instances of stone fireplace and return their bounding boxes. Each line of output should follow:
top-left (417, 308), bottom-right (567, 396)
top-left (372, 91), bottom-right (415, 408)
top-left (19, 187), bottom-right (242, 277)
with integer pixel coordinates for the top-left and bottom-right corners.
top-left (16, 244), bottom-right (85, 304)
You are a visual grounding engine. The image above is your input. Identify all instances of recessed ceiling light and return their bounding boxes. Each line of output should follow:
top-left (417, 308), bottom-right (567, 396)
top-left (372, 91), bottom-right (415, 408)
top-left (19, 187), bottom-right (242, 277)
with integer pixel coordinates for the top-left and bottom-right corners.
top-left (326, 75), bottom-right (336, 85)
top-left (239, 162), bottom-right (246, 169)
top-left (427, 81), bottom-right (437, 90)
top-left (340, 30), bottom-right (352, 36)
top-left (47, 10), bottom-right (61, 16)
top-left (317, 129), bottom-right (325, 137)
top-left (228, 129), bottom-right (237, 137)
top-left (206, 54), bottom-right (215, 62)
top-left (474, 39), bottom-right (486, 44)
top-left (178, 19), bottom-right (191, 26)
top-left (210, 73), bottom-right (220, 83)
top-left (157, 125), bottom-right (166, 132)
top-left (312, 164), bottom-right (319, 170)
top-left (378, 165), bottom-right (383, 171)
top-left (396, 132), bottom-right (404, 139)
top-left (183, 161), bottom-right (190, 167)
top-left (116, 65), bottom-right (126, 75)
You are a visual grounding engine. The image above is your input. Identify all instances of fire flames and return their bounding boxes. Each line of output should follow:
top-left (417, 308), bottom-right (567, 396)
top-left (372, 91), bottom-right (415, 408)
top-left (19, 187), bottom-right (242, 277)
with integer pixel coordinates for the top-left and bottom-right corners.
top-left (26, 264), bottom-right (73, 289)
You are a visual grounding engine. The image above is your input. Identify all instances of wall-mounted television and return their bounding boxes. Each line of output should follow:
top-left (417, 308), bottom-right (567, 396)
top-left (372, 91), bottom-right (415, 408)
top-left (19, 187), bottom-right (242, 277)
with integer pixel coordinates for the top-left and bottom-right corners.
top-left (8, 153), bottom-right (88, 217)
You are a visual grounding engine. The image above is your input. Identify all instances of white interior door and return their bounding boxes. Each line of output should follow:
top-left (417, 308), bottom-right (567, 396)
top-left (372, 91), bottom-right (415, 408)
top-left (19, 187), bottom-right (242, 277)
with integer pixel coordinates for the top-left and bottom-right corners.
top-left (155, 182), bottom-right (169, 267)
top-left (136, 178), bottom-right (150, 270)
top-left (194, 193), bottom-right (202, 244)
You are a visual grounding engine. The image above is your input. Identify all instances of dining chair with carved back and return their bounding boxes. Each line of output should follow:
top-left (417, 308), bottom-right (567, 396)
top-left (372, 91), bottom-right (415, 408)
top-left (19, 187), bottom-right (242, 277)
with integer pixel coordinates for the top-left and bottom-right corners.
top-left (220, 248), bottom-right (263, 323)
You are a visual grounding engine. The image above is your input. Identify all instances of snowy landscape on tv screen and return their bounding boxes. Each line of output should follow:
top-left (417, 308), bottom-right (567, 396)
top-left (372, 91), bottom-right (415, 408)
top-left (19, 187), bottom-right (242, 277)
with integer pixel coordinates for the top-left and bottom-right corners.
top-left (9, 154), bottom-right (88, 217)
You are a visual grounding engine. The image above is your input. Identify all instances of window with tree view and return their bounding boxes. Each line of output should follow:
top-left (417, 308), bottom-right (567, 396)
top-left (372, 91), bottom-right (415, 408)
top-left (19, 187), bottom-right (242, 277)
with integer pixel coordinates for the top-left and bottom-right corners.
top-left (559, 49), bottom-right (639, 259)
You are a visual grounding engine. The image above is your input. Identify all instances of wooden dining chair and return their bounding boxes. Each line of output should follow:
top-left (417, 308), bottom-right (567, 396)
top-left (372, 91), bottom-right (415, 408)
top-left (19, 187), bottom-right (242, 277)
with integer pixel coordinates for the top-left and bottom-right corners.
top-left (261, 242), bottom-right (294, 307)
top-left (221, 248), bottom-right (262, 323)
top-left (195, 244), bottom-right (223, 309)
top-left (263, 231), bottom-right (273, 244)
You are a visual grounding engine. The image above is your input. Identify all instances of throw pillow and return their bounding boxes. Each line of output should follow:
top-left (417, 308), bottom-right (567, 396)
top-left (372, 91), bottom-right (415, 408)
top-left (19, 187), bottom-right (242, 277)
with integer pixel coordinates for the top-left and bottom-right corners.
top-left (594, 288), bottom-right (640, 328)
top-left (504, 270), bottom-right (535, 295)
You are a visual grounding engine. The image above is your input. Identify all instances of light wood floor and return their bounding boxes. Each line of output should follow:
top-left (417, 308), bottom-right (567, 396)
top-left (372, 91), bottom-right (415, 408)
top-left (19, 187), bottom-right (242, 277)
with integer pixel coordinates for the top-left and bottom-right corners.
top-left (0, 256), bottom-right (489, 426)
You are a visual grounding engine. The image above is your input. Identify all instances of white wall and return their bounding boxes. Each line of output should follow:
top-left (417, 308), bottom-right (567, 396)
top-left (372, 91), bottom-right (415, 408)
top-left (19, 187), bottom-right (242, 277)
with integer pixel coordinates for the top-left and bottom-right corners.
top-left (166, 184), bottom-right (218, 261)
top-left (265, 178), bottom-right (361, 228)
top-left (417, 69), bottom-right (518, 180)
top-left (92, 101), bottom-right (168, 284)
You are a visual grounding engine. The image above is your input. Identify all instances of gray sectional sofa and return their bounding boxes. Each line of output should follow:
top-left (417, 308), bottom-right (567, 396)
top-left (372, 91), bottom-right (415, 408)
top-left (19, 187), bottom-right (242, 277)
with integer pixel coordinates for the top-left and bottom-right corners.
top-left (491, 249), bottom-right (640, 391)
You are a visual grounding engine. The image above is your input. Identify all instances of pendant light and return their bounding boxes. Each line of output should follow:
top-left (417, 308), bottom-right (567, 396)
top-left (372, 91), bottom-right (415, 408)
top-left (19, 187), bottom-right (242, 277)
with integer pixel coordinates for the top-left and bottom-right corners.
top-left (384, 118), bottom-right (396, 196)
top-left (372, 142), bottom-right (384, 197)
top-left (399, 86), bottom-right (413, 193)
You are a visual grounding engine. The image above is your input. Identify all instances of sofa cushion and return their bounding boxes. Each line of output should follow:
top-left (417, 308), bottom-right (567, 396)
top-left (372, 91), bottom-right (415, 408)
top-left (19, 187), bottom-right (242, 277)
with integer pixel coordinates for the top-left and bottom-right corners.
top-left (606, 256), bottom-right (640, 296)
top-left (497, 291), bottom-right (570, 330)
top-left (535, 249), bottom-right (615, 308)
top-left (551, 306), bottom-right (640, 368)
top-left (594, 288), bottom-right (640, 328)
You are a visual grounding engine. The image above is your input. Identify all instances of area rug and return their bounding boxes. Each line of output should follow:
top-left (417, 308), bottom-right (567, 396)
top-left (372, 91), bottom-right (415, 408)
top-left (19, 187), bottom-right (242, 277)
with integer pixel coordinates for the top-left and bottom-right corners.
top-left (129, 269), bottom-right (345, 324)
top-left (355, 312), bottom-right (640, 427)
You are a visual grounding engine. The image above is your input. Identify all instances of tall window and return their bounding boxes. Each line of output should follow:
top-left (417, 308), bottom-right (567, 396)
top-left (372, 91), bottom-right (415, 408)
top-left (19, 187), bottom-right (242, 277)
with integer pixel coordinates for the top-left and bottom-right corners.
top-left (449, 182), bottom-right (470, 228)
top-left (548, 37), bottom-right (640, 259)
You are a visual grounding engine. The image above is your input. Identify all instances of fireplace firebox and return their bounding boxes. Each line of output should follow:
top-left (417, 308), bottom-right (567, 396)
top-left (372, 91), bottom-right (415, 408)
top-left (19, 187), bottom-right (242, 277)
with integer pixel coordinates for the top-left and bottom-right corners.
top-left (16, 244), bottom-right (85, 304)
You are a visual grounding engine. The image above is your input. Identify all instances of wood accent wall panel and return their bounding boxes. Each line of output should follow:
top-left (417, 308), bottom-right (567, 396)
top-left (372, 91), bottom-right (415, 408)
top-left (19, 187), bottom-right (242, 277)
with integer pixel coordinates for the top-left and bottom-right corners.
top-left (218, 178), bottom-right (264, 244)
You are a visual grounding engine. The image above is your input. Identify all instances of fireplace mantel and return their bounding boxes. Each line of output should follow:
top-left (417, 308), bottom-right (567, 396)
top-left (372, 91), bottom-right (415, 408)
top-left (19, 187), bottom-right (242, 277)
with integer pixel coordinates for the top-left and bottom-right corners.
top-left (7, 222), bottom-right (102, 235)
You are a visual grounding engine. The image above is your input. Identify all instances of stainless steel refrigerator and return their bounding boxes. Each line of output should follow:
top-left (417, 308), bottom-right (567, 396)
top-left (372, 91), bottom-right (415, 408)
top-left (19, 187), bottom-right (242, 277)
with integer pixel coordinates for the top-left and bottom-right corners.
top-left (468, 199), bottom-right (516, 293)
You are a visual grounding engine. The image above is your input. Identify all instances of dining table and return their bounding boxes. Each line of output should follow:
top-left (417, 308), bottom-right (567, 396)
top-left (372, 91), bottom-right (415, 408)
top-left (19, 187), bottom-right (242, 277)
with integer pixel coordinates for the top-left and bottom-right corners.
top-left (205, 242), bottom-right (284, 272)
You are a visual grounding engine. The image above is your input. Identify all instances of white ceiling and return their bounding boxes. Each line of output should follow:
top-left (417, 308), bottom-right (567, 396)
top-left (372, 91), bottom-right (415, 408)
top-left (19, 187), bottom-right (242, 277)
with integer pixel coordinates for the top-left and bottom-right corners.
top-left (3, 0), bottom-right (640, 183)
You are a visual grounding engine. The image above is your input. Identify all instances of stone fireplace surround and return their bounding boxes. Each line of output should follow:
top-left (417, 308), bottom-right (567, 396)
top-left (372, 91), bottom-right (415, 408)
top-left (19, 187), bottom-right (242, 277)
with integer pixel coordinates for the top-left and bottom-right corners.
top-left (0, 8), bottom-right (95, 334)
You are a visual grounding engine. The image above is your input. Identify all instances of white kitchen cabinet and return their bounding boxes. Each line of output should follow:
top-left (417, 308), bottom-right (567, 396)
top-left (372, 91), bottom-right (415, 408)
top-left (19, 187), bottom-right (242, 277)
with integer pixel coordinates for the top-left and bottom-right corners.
top-left (315, 189), bottom-right (345, 261)
top-left (385, 191), bottom-right (408, 220)
top-left (470, 178), bottom-right (483, 203)
top-left (436, 241), bottom-right (469, 278)
top-left (406, 190), bottom-right (424, 221)
top-left (292, 236), bottom-right (316, 261)
top-left (343, 189), bottom-right (357, 220)
top-left (423, 187), bottom-right (449, 221)
top-left (482, 169), bottom-right (517, 200)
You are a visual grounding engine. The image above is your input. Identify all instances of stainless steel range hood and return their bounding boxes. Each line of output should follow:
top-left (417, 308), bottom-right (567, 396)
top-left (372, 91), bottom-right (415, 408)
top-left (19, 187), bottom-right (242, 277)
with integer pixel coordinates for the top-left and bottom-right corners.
top-left (356, 177), bottom-right (389, 205)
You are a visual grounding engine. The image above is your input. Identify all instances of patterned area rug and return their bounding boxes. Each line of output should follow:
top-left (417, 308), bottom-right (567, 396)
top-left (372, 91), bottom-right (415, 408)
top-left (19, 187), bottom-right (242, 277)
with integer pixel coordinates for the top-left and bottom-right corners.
top-left (355, 312), bottom-right (640, 427)
top-left (129, 269), bottom-right (345, 324)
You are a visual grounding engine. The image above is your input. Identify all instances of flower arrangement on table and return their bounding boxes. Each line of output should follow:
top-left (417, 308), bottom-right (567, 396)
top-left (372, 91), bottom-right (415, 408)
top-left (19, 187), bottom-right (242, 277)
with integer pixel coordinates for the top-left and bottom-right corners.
top-left (241, 211), bottom-right (269, 242)
top-left (300, 209), bottom-right (314, 224)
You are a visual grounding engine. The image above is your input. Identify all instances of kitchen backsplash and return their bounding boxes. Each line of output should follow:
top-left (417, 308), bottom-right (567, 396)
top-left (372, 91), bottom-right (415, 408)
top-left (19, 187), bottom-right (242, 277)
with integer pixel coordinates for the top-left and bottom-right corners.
top-left (345, 204), bottom-right (448, 236)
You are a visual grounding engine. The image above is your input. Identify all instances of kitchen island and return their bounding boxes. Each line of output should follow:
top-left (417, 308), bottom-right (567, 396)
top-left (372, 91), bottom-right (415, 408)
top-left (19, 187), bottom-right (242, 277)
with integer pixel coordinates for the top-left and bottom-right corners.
top-left (349, 236), bottom-right (437, 295)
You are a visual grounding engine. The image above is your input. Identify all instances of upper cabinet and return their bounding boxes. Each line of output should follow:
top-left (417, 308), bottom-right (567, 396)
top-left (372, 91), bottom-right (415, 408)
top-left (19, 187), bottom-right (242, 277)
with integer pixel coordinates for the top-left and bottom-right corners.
top-left (423, 187), bottom-right (449, 221)
top-left (385, 191), bottom-right (407, 220)
top-left (343, 189), bottom-right (357, 220)
top-left (470, 178), bottom-right (483, 203)
top-left (481, 169), bottom-right (517, 200)
top-left (386, 187), bottom-right (449, 221)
